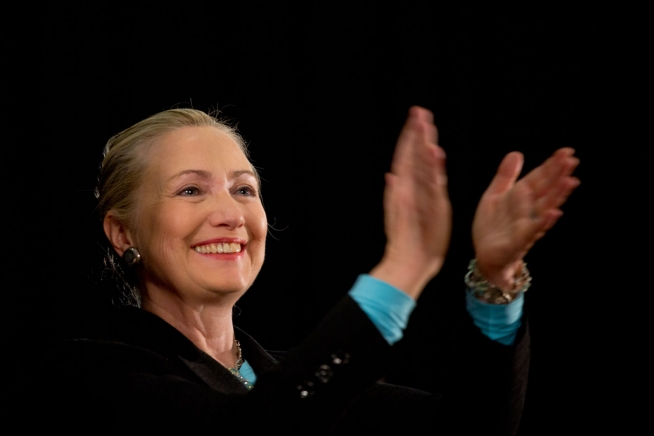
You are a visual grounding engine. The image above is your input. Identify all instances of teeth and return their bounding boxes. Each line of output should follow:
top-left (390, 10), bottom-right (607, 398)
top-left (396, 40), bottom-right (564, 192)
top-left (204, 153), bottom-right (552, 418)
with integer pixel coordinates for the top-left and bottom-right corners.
top-left (194, 242), bottom-right (242, 254)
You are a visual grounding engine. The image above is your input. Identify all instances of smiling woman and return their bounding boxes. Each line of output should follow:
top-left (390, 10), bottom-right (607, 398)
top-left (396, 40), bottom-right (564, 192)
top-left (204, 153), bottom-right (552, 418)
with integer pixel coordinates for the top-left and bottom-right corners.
top-left (102, 125), bottom-right (268, 368)
top-left (47, 107), bottom-right (580, 434)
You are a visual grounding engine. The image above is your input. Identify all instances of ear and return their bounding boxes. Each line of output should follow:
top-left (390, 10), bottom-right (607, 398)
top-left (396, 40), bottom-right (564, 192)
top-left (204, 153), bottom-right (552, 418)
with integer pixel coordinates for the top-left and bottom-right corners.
top-left (103, 211), bottom-right (135, 257)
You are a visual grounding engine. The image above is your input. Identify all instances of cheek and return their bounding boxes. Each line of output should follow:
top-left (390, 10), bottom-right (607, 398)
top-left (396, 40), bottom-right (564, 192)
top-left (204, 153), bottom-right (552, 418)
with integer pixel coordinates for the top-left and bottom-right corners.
top-left (248, 206), bottom-right (267, 261)
top-left (251, 206), bottom-right (268, 242)
top-left (138, 204), bottom-right (197, 258)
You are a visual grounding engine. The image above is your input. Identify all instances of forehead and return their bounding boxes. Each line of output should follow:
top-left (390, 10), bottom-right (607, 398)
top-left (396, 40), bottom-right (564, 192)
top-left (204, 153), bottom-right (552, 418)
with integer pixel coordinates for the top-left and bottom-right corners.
top-left (144, 126), bottom-right (252, 178)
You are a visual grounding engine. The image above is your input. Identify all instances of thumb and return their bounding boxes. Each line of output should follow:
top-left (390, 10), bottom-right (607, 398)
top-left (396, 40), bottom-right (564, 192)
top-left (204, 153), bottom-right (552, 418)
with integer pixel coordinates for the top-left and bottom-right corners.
top-left (484, 151), bottom-right (524, 196)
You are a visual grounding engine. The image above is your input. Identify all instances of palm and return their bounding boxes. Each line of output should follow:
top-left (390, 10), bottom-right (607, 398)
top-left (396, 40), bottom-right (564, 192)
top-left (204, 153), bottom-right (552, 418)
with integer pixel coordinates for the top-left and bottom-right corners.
top-left (472, 148), bottom-right (580, 290)
top-left (371, 106), bottom-right (452, 299)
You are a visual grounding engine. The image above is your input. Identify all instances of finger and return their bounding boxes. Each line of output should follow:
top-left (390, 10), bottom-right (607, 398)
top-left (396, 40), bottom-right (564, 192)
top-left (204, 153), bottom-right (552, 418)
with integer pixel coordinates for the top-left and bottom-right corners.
top-left (408, 107), bottom-right (447, 185)
top-left (522, 208), bottom-right (562, 246)
top-left (484, 151), bottom-right (524, 196)
top-left (426, 121), bottom-right (438, 146)
top-left (396, 107), bottom-right (440, 183)
top-left (532, 150), bottom-right (580, 211)
top-left (410, 142), bottom-right (448, 196)
top-left (538, 175), bottom-right (581, 211)
top-left (542, 209), bottom-right (564, 231)
top-left (390, 107), bottom-right (421, 175)
top-left (523, 148), bottom-right (578, 197)
top-left (414, 108), bottom-right (438, 145)
top-left (537, 153), bottom-right (579, 198)
top-left (431, 145), bottom-right (448, 187)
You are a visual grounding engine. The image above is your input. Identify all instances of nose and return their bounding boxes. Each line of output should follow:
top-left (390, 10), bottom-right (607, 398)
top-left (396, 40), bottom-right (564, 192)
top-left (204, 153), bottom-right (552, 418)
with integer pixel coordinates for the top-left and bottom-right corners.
top-left (207, 192), bottom-right (246, 230)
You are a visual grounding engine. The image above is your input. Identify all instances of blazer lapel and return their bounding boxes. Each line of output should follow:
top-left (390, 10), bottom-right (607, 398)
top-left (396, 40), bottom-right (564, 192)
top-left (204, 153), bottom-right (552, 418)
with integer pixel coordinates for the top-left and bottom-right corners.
top-left (177, 327), bottom-right (282, 394)
top-left (112, 307), bottom-right (281, 394)
top-left (178, 353), bottom-right (250, 394)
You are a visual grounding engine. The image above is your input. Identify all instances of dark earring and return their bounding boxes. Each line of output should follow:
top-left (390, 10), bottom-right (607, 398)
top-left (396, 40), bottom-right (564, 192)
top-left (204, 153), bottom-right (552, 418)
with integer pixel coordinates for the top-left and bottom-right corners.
top-left (123, 247), bottom-right (141, 266)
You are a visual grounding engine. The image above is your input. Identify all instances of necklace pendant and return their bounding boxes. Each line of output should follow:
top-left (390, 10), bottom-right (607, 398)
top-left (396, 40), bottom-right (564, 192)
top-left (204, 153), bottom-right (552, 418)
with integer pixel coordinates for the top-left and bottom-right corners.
top-left (229, 367), bottom-right (253, 390)
top-left (229, 339), bottom-right (252, 389)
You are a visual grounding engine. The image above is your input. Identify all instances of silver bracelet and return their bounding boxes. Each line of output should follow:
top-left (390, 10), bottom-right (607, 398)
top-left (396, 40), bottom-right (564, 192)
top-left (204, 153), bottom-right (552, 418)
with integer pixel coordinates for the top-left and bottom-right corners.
top-left (464, 259), bottom-right (532, 304)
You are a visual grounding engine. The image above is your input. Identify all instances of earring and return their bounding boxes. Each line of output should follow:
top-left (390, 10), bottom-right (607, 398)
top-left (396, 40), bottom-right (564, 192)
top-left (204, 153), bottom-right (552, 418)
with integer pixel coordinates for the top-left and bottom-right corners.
top-left (123, 247), bottom-right (141, 266)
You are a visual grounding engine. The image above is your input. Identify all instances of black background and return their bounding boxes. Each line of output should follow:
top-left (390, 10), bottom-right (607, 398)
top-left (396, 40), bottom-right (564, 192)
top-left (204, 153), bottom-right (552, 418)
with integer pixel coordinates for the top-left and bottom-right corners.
top-left (5, 2), bottom-right (635, 433)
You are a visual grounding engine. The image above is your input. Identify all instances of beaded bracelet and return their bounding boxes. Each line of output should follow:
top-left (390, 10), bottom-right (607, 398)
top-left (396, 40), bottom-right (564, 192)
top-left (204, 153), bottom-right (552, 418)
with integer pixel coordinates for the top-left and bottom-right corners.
top-left (464, 259), bottom-right (532, 304)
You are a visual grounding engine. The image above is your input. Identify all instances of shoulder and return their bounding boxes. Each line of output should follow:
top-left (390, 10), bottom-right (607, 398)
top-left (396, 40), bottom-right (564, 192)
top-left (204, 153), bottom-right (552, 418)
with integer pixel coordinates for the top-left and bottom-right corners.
top-left (47, 306), bottom-right (207, 382)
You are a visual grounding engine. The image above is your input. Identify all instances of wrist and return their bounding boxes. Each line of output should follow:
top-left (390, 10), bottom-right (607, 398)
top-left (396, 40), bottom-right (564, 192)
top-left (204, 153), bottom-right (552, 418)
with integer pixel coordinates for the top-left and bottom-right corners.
top-left (465, 259), bottom-right (531, 305)
top-left (474, 257), bottom-right (524, 291)
top-left (370, 255), bottom-right (439, 300)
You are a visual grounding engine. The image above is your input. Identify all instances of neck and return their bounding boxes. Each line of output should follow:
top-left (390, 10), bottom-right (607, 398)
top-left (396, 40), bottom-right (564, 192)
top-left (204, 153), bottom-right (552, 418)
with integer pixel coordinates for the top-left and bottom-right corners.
top-left (141, 290), bottom-right (240, 368)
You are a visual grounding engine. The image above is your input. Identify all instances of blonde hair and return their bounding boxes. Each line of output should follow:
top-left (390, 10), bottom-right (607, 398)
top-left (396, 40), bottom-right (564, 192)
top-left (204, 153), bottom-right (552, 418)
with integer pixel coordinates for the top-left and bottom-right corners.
top-left (95, 108), bottom-right (254, 230)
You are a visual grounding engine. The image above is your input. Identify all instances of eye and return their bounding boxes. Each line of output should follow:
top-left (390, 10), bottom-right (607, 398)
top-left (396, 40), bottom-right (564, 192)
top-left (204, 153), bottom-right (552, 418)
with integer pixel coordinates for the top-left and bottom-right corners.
top-left (178, 186), bottom-right (201, 196)
top-left (235, 185), bottom-right (257, 197)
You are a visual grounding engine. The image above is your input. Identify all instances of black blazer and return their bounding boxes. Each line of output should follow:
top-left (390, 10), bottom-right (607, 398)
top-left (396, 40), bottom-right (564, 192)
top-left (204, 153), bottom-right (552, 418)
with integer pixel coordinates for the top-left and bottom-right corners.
top-left (44, 296), bottom-right (529, 435)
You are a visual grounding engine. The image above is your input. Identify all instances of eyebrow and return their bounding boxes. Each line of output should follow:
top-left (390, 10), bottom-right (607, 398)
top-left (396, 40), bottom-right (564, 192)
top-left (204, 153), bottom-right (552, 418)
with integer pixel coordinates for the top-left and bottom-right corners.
top-left (166, 169), bottom-right (257, 183)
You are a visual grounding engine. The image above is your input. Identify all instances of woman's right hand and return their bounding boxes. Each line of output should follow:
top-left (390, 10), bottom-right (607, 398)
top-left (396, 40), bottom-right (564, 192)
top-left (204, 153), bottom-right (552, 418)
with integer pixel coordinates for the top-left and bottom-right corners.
top-left (370, 106), bottom-right (452, 299)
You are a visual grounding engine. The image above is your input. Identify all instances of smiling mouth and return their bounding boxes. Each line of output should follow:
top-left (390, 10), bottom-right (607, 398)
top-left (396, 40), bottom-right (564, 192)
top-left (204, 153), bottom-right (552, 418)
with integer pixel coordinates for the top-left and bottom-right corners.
top-left (194, 242), bottom-right (243, 254)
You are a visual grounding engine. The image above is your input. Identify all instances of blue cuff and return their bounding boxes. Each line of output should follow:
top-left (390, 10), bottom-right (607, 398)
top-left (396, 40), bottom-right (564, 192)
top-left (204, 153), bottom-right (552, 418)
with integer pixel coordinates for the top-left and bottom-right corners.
top-left (348, 274), bottom-right (416, 345)
top-left (465, 289), bottom-right (524, 346)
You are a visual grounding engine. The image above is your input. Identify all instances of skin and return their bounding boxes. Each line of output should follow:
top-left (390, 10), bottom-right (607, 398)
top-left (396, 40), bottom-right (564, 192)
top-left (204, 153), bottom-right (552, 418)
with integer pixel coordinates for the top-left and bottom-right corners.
top-left (104, 126), bottom-right (267, 367)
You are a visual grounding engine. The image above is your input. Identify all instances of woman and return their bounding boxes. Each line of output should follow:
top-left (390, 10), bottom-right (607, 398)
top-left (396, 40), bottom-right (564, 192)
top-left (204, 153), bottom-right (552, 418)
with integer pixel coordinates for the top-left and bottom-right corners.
top-left (49, 106), bottom-right (579, 434)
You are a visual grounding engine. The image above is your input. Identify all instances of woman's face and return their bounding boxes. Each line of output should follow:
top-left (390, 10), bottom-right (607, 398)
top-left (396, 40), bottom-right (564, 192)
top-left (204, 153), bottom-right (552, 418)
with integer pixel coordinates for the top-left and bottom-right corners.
top-left (132, 126), bottom-right (267, 303)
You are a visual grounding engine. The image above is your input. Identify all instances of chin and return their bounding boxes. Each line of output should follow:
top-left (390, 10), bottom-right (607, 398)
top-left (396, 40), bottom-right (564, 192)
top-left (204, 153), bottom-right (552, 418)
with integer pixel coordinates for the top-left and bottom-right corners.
top-left (203, 279), bottom-right (251, 296)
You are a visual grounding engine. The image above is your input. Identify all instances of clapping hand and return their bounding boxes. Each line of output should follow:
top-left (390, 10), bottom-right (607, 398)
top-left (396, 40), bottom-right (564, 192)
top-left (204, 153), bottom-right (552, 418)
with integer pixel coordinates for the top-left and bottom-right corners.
top-left (371, 106), bottom-right (452, 299)
top-left (472, 148), bottom-right (580, 291)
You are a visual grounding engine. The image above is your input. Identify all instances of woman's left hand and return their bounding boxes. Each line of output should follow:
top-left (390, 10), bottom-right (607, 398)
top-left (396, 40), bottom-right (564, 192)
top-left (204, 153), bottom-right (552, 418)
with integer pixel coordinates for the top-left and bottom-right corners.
top-left (472, 148), bottom-right (580, 290)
